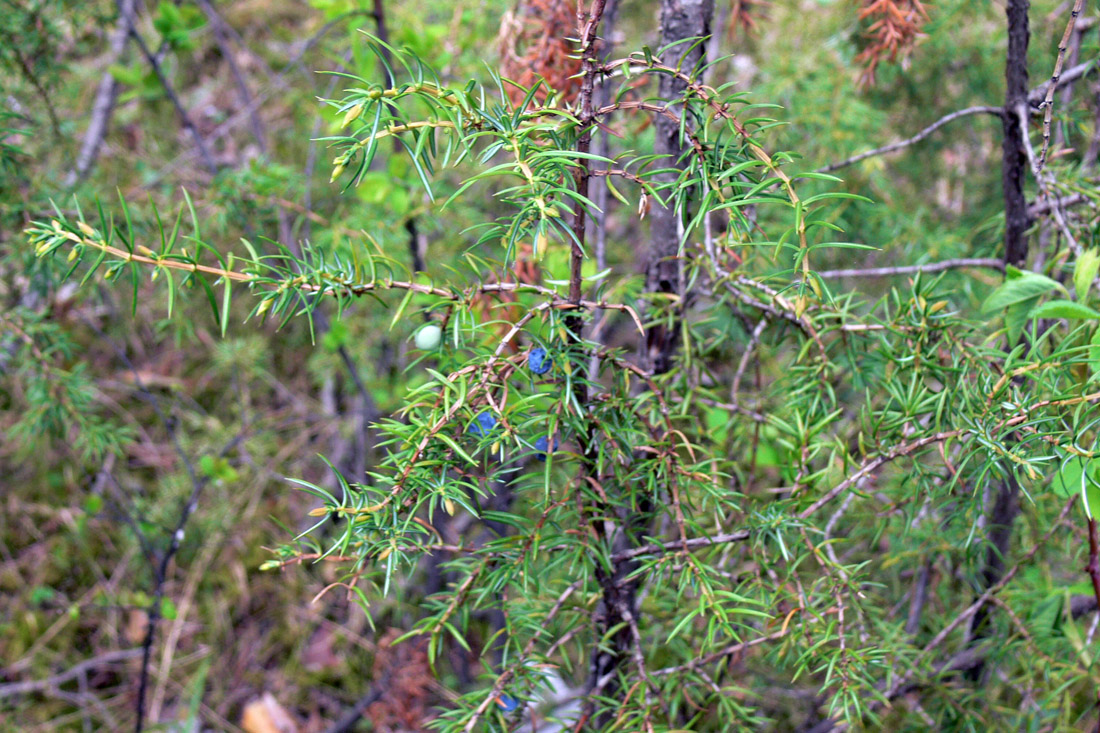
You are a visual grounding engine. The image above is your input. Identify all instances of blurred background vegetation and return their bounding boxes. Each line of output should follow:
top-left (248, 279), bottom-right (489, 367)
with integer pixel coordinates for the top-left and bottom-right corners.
top-left (1, 0), bottom-right (1098, 730)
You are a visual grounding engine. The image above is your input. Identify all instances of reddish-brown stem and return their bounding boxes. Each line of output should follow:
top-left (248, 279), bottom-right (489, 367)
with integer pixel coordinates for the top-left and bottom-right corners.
top-left (1086, 518), bottom-right (1100, 725)
top-left (1087, 518), bottom-right (1100, 609)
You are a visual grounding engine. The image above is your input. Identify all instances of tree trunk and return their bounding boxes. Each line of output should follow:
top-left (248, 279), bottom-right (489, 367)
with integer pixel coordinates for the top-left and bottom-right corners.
top-left (583, 1), bottom-right (713, 728)
top-left (644, 0), bottom-right (714, 374)
top-left (1002, 0), bottom-right (1032, 269)
top-left (967, 0), bottom-right (1031, 675)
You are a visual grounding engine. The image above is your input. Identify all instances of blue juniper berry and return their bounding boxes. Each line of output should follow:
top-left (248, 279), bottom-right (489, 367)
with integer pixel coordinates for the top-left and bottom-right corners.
top-left (534, 434), bottom-right (560, 461)
top-left (528, 346), bottom-right (551, 375)
top-left (468, 411), bottom-right (497, 437)
top-left (495, 693), bottom-right (519, 712)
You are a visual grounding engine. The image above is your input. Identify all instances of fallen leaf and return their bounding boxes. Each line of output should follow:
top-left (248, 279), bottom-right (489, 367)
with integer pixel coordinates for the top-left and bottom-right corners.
top-left (241, 692), bottom-right (298, 733)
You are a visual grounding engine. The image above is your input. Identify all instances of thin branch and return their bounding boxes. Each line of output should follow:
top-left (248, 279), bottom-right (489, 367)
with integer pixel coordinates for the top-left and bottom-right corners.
top-left (1028, 192), bottom-right (1088, 216)
top-left (732, 316), bottom-right (768, 401)
top-left (190, 0), bottom-right (282, 88)
top-left (1028, 59), bottom-right (1094, 106)
top-left (905, 558), bottom-right (933, 635)
top-left (816, 258), bottom-right (1005, 279)
top-left (652, 625), bottom-right (797, 678)
top-left (461, 581), bottom-right (582, 732)
top-left (817, 59), bottom-right (1094, 175)
top-left (81, 321), bottom-right (246, 733)
top-left (32, 224), bottom-right (645, 324)
top-left (138, 12), bottom-right (369, 190)
top-left (798, 387), bottom-right (1100, 519)
top-left (6, 37), bottom-right (62, 139)
top-left (194, 0), bottom-right (267, 155)
top-left (135, 430), bottom-right (244, 733)
top-left (611, 530), bottom-right (752, 562)
top-left (1018, 102), bottom-right (1081, 254)
top-left (817, 106), bottom-right (1003, 173)
top-left (321, 673), bottom-right (390, 733)
top-left (65, 0), bottom-right (138, 186)
top-left (811, 495), bottom-right (1079, 733)
top-left (797, 431), bottom-right (959, 520)
top-left (0, 649), bottom-right (143, 699)
top-left (128, 25), bottom-right (218, 175)
top-left (1087, 519), bottom-right (1100, 713)
top-left (885, 495), bottom-right (1077, 699)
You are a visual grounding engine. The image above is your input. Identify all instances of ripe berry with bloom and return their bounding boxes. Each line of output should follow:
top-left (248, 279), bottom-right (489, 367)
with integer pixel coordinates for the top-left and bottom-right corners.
top-left (528, 346), bottom-right (551, 375)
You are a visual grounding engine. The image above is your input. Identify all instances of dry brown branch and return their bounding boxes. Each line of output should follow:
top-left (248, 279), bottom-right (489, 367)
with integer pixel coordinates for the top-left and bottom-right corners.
top-left (1037, 0), bottom-right (1087, 171)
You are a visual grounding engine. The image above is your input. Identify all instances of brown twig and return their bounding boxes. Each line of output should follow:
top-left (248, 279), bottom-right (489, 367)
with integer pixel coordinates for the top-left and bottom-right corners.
top-left (1037, 0), bottom-right (1087, 171)
top-left (128, 25), bottom-right (218, 175)
top-left (65, 0), bottom-right (138, 186)
top-left (1028, 59), bottom-right (1094, 105)
top-left (1087, 518), bottom-right (1100, 715)
top-left (0, 648), bottom-right (143, 699)
top-left (1028, 192), bottom-right (1089, 216)
top-left (817, 106), bottom-right (1003, 174)
top-left (816, 258), bottom-right (1004, 279)
top-left (817, 60), bottom-right (1094, 176)
top-left (798, 387), bottom-right (1100, 520)
top-left (194, 0), bottom-right (268, 156)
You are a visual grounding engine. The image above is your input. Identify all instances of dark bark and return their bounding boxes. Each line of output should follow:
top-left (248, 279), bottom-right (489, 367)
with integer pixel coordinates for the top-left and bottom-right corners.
top-left (644, 0), bottom-right (713, 374)
top-left (567, 3), bottom-right (614, 726)
top-left (1086, 519), bottom-right (1100, 718)
top-left (1002, 0), bottom-right (1032, 269)
top-left (967, 0), bottom-right (1031, 677)
top-left (965, 479), bottom-right (1019, 667)
top-left (585, 493), bottom-right (654, 727)
top-left (583, 1), bottom-right (714, 727)
top-left (591, 0), bottom-right (620, 273)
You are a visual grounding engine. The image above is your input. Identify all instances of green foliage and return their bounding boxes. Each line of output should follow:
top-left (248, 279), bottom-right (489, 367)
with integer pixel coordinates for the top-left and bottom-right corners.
top-left (8, 0), bottom-right (1100, 731)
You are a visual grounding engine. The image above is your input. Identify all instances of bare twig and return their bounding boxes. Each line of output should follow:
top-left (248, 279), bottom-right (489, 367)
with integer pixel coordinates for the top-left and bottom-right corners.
top-left (134, 429), bottom-right (245, 733)
top-left (732, 316), bottom-right (768, 400)
top-left (194, 0), bottom-right (268, 155)
top-left (818, 59), bottom-right (1094, 176)
top-left (80, 320), bottom-right (247, 733)
top-left (817, 258), bottom-right (1004, 279)
top-left (905, 558), bottom-right (933, 635)
top-left (5, 36), bottom-right (62, 139)
top-left (611, 530), bottom-right (752, 562)
top-left (1029, 56), bottom-right (1091, 165)
top-left (1036, 21), bottom-right (1090, 171)
top-left (1028, 192), bottom-right (1088, 216)
top-left (65, 0), bottom-right (138, 186)
top-left (128, 25), bottom-right (218, 175)
top-left (817, 106), bottom-right (1003, 173)
top-left (321, 673), bottom-right (390, 733)
top-left (140, 13), bottom-right (370, 189)
top-left (1086, 519), bottom-right (1100, 712)
top-left (0, 648), bottom-right (143, 699)
top-left (1018, 104), bottom-right (1081, 255)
